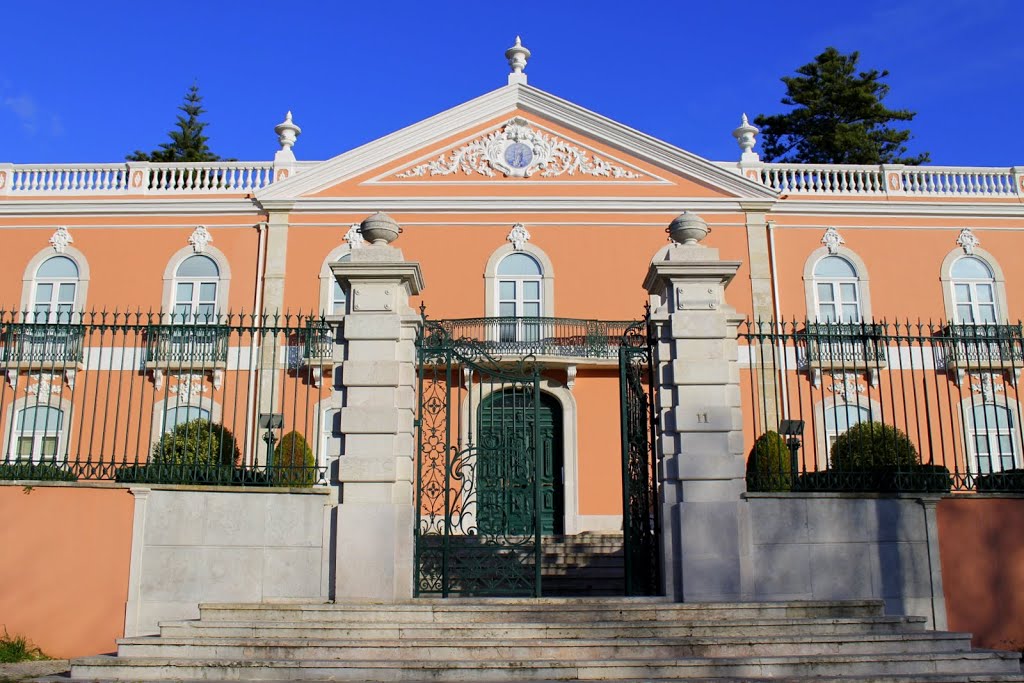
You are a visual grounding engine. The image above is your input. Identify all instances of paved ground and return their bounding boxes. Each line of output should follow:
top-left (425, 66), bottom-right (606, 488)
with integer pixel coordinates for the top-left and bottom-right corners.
top-left (0, 661), bottom-right (69, 682)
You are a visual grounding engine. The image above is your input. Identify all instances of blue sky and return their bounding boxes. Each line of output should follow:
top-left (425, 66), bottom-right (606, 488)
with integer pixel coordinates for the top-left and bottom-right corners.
top-left (1, 0), bottom-right (1021, 166)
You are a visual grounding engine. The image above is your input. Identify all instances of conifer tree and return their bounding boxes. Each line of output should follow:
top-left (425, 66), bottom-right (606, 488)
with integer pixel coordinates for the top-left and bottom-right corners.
top-left (755, 48), bottom-right (930, 165)
top-left (127, 84), bottom-right (226, 162)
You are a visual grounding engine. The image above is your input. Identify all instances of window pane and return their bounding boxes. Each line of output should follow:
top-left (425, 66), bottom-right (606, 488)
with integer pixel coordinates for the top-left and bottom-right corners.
top-left (818, 304), bottom-right (837, 322)
top-left (17, 437), bottom-right (33, 459)
top-left (523, 302), bottom-right (540, 317)
top-left (499, 281), bottom-right (515, 300)
top-left (951, 256), bottom-right (993, 279)
top-left (176, 282), bottom-right (193, 302)
top-left (841, 304), bottom-right (859, 322)
top-left (332, 282), bottom-right (346, 314)
top-left (58, 283), bottom-right (76, 303)
top-left (817, 283), bottom-right (834, 303)
top-left (199, 283), bottom-right (217, 303)
top-left (176, 255), bottom-right (219, 277)
top-left (954, 284), bottom-right (972, 303)
top-left (165, 406), bottom-right (211, 432)
top-left (998, 435), bottom-right (1014, 456)
top-left (499, 302), bottom-right (515, 317)
top-left (196, 304), bottom-right (215, 321)
top-left (17, 406), bottom-right (63, 431)
top-left (839, 283), bottom-right (858, 303)
top-left (41, 436), bottom-right (58, 458)
top-left (956, 304), bottom-right (974, 323)
top-left (814, 256), bottom-right (857, 278)
top-left (35, 283), bottom-right (53, 302)
top-left (496, 253), bottom-right (542, 276)
top-left (523, 281), bottom-right (540, 300)
top-left (977, 284), bottom-right (994, 303)
top-left (978, 305), bottom-right (997, 324)
top-left (174, 304), bottom-right (192, 322)
top-left (37, 256), bottom-right (79, 278)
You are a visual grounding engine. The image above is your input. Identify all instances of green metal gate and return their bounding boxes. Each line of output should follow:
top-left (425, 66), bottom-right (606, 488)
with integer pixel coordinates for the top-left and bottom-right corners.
top-left (415, 318), bottom-right (544, 597)
top-left (618, 316), bottom-right (661, 595)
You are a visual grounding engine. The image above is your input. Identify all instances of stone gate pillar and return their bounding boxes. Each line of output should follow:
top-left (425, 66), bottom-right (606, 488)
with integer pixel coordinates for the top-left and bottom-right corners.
top-left (331, 213), bottom-right (424, 601)
top-left (645, 213), bottom-right (751, 601)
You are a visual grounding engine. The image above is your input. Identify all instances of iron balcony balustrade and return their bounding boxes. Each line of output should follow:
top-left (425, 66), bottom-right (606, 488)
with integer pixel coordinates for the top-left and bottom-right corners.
top-left (801, 321), bottom-right (888, 366)
top-left (0, 321), bottom-right (86, 369)
top-left (144, 322), bottom-right (231, 370)
top-left (430, 316), bottom-right (634, 362)
top-left (938, 323), bottom-right (1024, 373)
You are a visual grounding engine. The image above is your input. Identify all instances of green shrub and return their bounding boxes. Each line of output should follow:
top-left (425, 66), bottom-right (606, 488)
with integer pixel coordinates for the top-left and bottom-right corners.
top-left (746, 431), bottom-right (792, 492)
top-left (273, 431), bottom-right (316, 487)
top-left (0, 628), bottom-right (46, 663)
top-left (0, 462), bottom-right (77, 482)
top-left (151, 418), bottom-right (240, 468)
top-left (975, 468), bottom-right (1024, 493)
top-left (830, 421), bottom-right (918, 472)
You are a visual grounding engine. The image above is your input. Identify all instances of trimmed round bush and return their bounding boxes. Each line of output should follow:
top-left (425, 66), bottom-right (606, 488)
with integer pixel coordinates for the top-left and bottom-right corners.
top-left (830, 421), bottom-right (918, 472)
top-left (273, 431), bottom-right (316, 487)
top-left (746, 431), bottom-right (792, 492)
top-left (150, 418), bottom-right (240, 469)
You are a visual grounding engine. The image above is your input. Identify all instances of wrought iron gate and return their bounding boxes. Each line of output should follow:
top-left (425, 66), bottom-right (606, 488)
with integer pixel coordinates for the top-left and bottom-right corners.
top-left (618, 316), bottom-right (661, 595)
top-left (415, 319), bottom-right (544, 597)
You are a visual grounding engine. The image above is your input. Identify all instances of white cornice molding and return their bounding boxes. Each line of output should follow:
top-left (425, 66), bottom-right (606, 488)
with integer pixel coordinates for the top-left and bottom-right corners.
top-left (0, 198), bottom-right (261, 217)
top-left (261, 196), bottom-right (755, 213)
top-left (255, 83), bottom-right (777, 202)
top-left (768, 200), bottom-right (1024, 219)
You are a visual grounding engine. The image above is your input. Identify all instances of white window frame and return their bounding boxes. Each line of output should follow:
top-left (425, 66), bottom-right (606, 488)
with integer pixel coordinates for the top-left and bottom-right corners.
top-left (21, 247), bottom-right (90, 316)
top-left (161, 245), bottom-right (231, 323)
top-left (318, 245), bottom-right (354, 317)
top-left (3, 396), bottom-right (72, 463)
top-left (484, 243), bottom-right (555, 318)
top-left (962, 397), bottom-right (1021, 475)
top-left (812, 397), bottom-right (883, 469)
top-left (940, 247), bottom-right (1008, 325)
top-left (803, 245), bottom-right (872, 322)
top-left (150, 396), bottom-right (223, 449)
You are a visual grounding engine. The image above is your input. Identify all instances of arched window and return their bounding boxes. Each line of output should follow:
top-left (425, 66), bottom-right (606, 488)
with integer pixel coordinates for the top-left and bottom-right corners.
top-left (950, 256), bottom-right (997, 324)
top-left (31, 256), bottom-right (79, 323)
top-left (172, 255), bottom-right (220, 323)
top-left (320, 407), bottom-right (342, 462)
top-left (163, 406), bottom-right (211, 433)
top-left (331, 254), bottom-right (352, 315)
top-left (13, 405), bottom-right (64, 462)
top-left (824, 403), bottom-right (872, 455)
top-left (968, 403), bottom-right (1017, 474)
top-left (813, 256), bottom-right (861, 323)
top-left (496, 253), bottom-right (543, 319)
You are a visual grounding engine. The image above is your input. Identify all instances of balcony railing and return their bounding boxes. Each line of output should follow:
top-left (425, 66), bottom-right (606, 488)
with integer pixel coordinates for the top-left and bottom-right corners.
top-left (0, 322), bottom-right (85, 367)
top-left (303, 320), bottom-right (335, 364)
top-left (802, 322), bottom-right (887, 367)
top-left (429, 317), bottom-right (634, 360)
top-left (145, 324), bottom-right (230, 367)
top-left (939, 323), bottom-right (1024, 370)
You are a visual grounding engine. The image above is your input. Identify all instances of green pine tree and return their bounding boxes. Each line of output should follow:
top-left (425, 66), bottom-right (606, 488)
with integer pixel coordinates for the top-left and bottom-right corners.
top-left (754, 47), bottom-right (930, 165)
top-left (127, 84), bottom-right (227, 162)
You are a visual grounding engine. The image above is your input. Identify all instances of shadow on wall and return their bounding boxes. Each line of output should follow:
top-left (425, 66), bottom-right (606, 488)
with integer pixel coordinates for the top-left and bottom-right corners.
top-left (938, 498), bottom-right (1024, 651)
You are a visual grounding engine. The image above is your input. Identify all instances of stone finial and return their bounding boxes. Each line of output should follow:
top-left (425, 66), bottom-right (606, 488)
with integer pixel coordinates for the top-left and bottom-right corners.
top-left (667, 212), bottom-right (710, 246)
top-left (360, 212), bottom-right (402, 246)
top-left (956, 228), bottom-right (980, 255)
top-left (505, 36), bottom-right (531, 85)
top-left (732, 113), bottom-right (759, 161)
top-left (49, 226), bottom-right (73, 254)
top-left (274, 111), bottom-right (302, 150)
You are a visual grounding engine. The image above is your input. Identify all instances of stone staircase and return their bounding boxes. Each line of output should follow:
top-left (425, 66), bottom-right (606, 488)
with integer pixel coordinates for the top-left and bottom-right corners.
top-left (538, 531), bottom-right (625, 596)
top-left (66, 597), bottom-right (1024, 682)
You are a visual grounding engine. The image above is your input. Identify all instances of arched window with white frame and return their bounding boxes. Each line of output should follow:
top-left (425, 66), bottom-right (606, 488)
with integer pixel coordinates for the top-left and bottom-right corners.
top-left (331, 254), bottom-right (351, 315)
top-left (319, 246), bottom-right (355, 316)
top-left (163, 405), bottom-right (212, 433)
top-left (172, 255), bottom-right (220, 323)
top-left (12, 405), bottom-right (65, 462)
top-left (813, 256), bottom-right (861, 323)
top-left (31, 256), bottom-right (80, 324)
top-left (824, 403), bottom-right (872, 454)
top-left (967, 402), bottom-right (1018, 474)
top-left (950, 256), bottom-right (998, 324)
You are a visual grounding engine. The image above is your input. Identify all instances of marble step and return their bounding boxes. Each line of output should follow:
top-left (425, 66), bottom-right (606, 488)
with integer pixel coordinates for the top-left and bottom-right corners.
top-left (69, 651), bottom-right (1024, 681)
top-left (115, 631), bottom-right (974, 660)
top-left (157, 614), bottom-right (929, 639)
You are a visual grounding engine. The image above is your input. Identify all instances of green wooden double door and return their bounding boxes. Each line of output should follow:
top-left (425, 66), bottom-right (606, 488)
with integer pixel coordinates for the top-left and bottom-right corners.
top-left (476, 391), bottom-right (563, 536)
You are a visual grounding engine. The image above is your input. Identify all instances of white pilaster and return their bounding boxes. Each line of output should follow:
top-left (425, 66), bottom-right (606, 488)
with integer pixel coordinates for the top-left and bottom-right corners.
top-left (331, 237), bottom-right (424, 601)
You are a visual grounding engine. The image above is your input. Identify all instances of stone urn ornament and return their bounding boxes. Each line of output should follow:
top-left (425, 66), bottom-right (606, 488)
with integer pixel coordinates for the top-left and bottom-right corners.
top-left (359, 212), bottom-right (403, 245)
top-left (667, 211), bottom-right (710, 245)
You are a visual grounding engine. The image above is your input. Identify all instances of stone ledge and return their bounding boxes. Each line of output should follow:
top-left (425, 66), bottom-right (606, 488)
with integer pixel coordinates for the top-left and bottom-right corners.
top-left (0, 480), bottom-right (333, 495)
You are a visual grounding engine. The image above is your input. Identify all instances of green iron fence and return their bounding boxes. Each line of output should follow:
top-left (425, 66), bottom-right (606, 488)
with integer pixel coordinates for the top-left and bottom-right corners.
top-left (742, 320), bottom-right (1024, 493)
top-left (0, 311), bottom-right (337, 486)
top-left (433, 317), bottom-right (633, 359)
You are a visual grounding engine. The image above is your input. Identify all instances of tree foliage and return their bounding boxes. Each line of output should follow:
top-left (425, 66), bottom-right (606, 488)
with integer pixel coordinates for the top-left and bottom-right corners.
top-left (273, 431), bottom-right (316, 487)
top-left (830, 421), bottom-right (919, 471)
top-left (151, 418), bottom-right (240, 468)
top-left (746, 431), bottom-right (792, 492)
top-left (754, 47), bottom-right (930, 165)
top-left (127, 84), bottom-right (227, 162)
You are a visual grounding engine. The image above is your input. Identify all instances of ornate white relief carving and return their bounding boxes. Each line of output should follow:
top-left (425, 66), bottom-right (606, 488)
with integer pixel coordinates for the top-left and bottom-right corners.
top-left (344, 224), bottom-right (365, 249)
top-left (507, 223), bottom-right (531, 250)
top-left (971, 372), bottom-right (1004, 402)
top-left (956, 228), bottom-right (980, 255)
top-left (829, 372), bottom-right (864, 403)
top-left (26, 373), bottom-right (61, 397)
top-left (821, 227), bottom-right (845, 255)
top-left (395, 117), bottom-right (644, 180)
top-left (49, 226), bottom-right (73, 254)
top-left (566, 365), bottom-right (577, 391)
top-left (170, 374), bottom-right (207, 402)
top-left (188, 225), bottom-right (213, 253)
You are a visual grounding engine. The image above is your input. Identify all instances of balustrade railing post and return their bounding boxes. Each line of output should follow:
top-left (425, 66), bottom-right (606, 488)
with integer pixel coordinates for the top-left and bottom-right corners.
top-left (882, 164), bottom-right (906, 197)
top-left (0, 163), bottom-right (11, 196)
top-left (1013, 166), bottom-right (1024, 198)
top-left (126, 162), bottom-right (151, 194)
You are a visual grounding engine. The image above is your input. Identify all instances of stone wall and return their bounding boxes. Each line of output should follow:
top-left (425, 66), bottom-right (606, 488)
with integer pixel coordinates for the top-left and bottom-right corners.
top-left (124, 486), bottom-right (332, 636)
top-left (744, 492), bottom-right (946, 628)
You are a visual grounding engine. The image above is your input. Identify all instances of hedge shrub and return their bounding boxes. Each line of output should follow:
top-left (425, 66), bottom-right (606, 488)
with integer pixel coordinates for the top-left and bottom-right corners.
top-left (273, 431), bottom-right (316, 487)
top-left (150, 418), bottom-right (240, 468)
top-left (830, 421), bottom-right (918, 471)
top-left (746, 431), bottom-right (791, 492)
top-left (0, 462), bottom-right (77, 482)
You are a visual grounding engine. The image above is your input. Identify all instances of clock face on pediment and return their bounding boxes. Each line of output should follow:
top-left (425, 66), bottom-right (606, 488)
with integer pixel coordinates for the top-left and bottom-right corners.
top-left (392, 116), bottom-right (652, 181)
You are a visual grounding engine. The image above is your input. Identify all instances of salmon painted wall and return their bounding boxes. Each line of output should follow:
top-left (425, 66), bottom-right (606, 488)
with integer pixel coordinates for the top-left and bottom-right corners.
top-left (573, 369), bottom-right (623, 516)
top-left (937, 497), bottom-right (1024, 651)
top-left (0, 484), bottom-right (133, 658)
top-left (771, 223), bottom-right (1024, 322)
